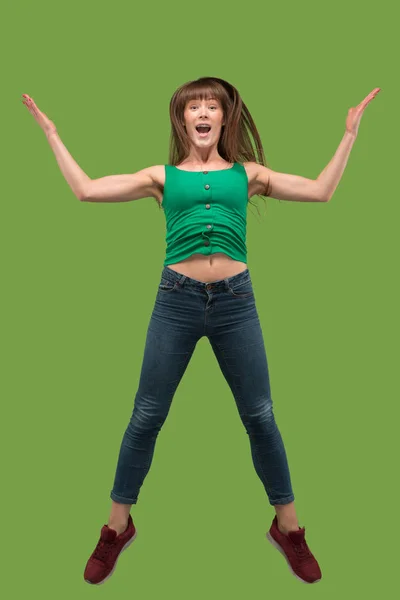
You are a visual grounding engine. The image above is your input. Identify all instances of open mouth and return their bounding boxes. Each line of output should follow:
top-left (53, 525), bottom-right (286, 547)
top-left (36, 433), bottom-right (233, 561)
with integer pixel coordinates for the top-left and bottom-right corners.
top-left (195, 125), bottom-right (211, 138)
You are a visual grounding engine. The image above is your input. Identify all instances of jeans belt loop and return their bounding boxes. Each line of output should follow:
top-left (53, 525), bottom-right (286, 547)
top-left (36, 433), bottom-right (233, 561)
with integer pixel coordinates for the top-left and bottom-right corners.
top-left (177, 274), bottom-right (186, 287)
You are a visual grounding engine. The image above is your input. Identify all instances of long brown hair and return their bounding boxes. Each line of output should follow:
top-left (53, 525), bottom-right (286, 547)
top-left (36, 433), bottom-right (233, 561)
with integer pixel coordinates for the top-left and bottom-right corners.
top-left (158, 76), bottom-right (272, 218)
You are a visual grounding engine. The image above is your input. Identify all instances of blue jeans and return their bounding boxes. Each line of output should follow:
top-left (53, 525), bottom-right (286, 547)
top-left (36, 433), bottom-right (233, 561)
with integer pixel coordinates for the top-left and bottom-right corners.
top-left (110, 266), bottom-right (294, 506)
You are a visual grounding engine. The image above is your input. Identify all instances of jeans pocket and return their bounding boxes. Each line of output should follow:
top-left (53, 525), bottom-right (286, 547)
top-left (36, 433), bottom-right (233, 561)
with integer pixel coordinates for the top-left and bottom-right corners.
top-left (228, 279), bottom-right (254, 298)
top-left (158, 277), bottom-right (178, 293)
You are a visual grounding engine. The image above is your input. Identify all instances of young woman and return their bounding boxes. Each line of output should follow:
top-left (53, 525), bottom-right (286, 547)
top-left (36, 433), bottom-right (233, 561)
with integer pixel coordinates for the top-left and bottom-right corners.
top-left (22, 78), bottom-right (380, 586)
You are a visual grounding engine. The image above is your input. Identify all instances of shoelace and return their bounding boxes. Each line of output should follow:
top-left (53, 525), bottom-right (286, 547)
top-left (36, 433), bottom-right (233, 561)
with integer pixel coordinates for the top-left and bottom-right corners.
top-left (293, 541), bottom-right (313, 560)
top-left (93, 539), bottom-right (114, 562)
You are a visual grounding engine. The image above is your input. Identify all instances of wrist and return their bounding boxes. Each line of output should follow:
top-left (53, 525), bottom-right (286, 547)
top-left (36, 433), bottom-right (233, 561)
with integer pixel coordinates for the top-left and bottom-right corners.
top-left (345, 129), bottom-right (357, 140)
top-left (45, 130), bottom-right (58, 141)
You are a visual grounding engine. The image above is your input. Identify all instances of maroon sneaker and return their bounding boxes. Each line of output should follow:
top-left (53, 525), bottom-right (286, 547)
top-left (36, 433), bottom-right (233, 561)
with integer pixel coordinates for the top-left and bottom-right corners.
top-left (266, 516), bottom-right (321, 584)
top-left (84, 514), bottom-right (137, 585)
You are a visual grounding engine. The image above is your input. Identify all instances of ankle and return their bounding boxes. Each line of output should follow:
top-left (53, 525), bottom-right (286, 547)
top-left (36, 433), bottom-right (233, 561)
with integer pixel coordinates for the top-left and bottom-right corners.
top-left (107, 520), bottom-right (128, 536)
top-left (277, 522), bottom-right (300, 535)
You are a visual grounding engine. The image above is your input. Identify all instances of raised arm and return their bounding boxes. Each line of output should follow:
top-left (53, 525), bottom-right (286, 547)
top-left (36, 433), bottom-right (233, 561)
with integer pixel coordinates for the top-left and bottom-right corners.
top-left (255, 165), bottom-right (327, 202)
top-left (254, 87), bottom-right (380, 203)
top-left (22, 94), bottom-right (158, 203)
top-left (46, 130), bottom-right (157, 203)
top-left (45, 130), bottom-right (157, 202)
top-left (82, 168), bottom-right (157, 203)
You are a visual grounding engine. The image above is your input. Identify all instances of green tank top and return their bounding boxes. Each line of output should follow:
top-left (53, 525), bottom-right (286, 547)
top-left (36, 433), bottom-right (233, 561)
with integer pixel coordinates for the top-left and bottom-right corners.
top-left (162, 162), bottom-right (248, 266)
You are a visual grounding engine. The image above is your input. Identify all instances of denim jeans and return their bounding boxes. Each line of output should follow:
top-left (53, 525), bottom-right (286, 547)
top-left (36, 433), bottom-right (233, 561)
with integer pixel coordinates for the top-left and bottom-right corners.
top-left (110, 266), bottom-right (294, 506)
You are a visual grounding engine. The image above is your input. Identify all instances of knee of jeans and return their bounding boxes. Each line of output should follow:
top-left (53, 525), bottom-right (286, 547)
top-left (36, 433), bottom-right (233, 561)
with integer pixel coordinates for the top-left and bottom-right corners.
top-left (128, 404), bottom-right (168, 435)
top-left (242, 396), bottom-right (276, 429)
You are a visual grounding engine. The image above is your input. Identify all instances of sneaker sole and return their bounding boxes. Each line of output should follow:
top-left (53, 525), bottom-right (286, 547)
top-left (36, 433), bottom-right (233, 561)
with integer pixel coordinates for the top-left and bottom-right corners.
top-left (266, 532), bottom-right (321, 584)
top-left (85, 529), bottom-right (138, 585)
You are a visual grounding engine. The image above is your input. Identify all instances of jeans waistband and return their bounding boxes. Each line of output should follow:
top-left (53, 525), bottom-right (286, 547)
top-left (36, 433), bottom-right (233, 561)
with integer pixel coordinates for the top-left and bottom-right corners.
top-left (161, 265), bottom-right (251, 291)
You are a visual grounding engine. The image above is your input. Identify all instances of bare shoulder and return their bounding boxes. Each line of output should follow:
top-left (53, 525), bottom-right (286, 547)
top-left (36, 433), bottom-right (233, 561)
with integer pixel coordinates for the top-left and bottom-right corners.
top-left (242, 161), bottom-right (264, 182)
top-left (242, 161), bottom-right (271, 198)
top-left (147, 164), bottom-right (166, 191)
top-left (147, 165), bottom-right (166, 183)
top-left (140, 164), bottom-right (165, 204)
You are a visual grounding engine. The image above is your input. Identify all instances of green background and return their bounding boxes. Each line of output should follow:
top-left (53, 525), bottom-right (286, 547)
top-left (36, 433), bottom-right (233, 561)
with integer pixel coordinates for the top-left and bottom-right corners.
top-left (2, 0), bottom-right (398, 597)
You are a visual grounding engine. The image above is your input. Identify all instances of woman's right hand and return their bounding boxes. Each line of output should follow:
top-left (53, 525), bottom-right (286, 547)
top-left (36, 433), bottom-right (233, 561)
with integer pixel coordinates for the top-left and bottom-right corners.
top-left (22, 94), bottom-right (58, 137)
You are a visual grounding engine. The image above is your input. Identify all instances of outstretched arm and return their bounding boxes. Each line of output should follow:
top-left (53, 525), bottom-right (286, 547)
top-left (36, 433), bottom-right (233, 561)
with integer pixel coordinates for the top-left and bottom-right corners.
top-left (318, 87), bottom-right (380, 201)
top-left (22, 94), bottom-right (90, 201)
top-left (22, 94), bottom-right (156, 202)
top-left (315, 130), bottom-right (357, 202)
top-left (256, 87), bottom-right (381, 203)
top-left (46, 131), bottom-right (91, 201)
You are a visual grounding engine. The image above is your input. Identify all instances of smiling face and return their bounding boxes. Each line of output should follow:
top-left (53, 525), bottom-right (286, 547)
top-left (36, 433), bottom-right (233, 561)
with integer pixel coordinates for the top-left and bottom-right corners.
top-left (182, 97), bottom-right (225, 148)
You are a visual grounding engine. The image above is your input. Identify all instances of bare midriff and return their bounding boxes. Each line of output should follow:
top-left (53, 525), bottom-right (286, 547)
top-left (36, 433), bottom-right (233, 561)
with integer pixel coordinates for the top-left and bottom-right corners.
top-left (166, 252), bottom-right (247, 283)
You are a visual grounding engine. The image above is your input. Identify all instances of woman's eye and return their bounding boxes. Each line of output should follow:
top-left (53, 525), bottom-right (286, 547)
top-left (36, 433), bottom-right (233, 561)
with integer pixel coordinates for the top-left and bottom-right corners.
top-left (190, 105), bottom-right (218, 110)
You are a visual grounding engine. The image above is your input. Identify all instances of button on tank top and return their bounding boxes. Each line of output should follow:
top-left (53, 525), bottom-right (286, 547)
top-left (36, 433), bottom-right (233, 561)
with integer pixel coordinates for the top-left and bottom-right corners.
top-left (162, 162), bottom-right (248, 266)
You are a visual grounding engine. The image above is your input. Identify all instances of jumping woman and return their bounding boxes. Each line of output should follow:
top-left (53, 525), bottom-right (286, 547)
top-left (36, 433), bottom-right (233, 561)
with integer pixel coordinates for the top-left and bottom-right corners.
top-left (22, 78), bottom-right (380, 586)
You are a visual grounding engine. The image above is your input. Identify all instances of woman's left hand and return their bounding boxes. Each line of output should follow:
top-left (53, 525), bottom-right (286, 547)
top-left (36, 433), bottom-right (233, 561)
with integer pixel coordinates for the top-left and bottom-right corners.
top-left (346, 87), bottom-right (381, 137)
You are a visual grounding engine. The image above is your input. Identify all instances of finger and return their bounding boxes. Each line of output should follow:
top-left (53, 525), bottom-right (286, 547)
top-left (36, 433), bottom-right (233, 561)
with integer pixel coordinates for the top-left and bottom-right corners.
top-left (22, 94), bottom-right (37, 108)
top-left (359, 87), bottom-right (381, 109)
top-left (365, 88), bottom-right (380, 103)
